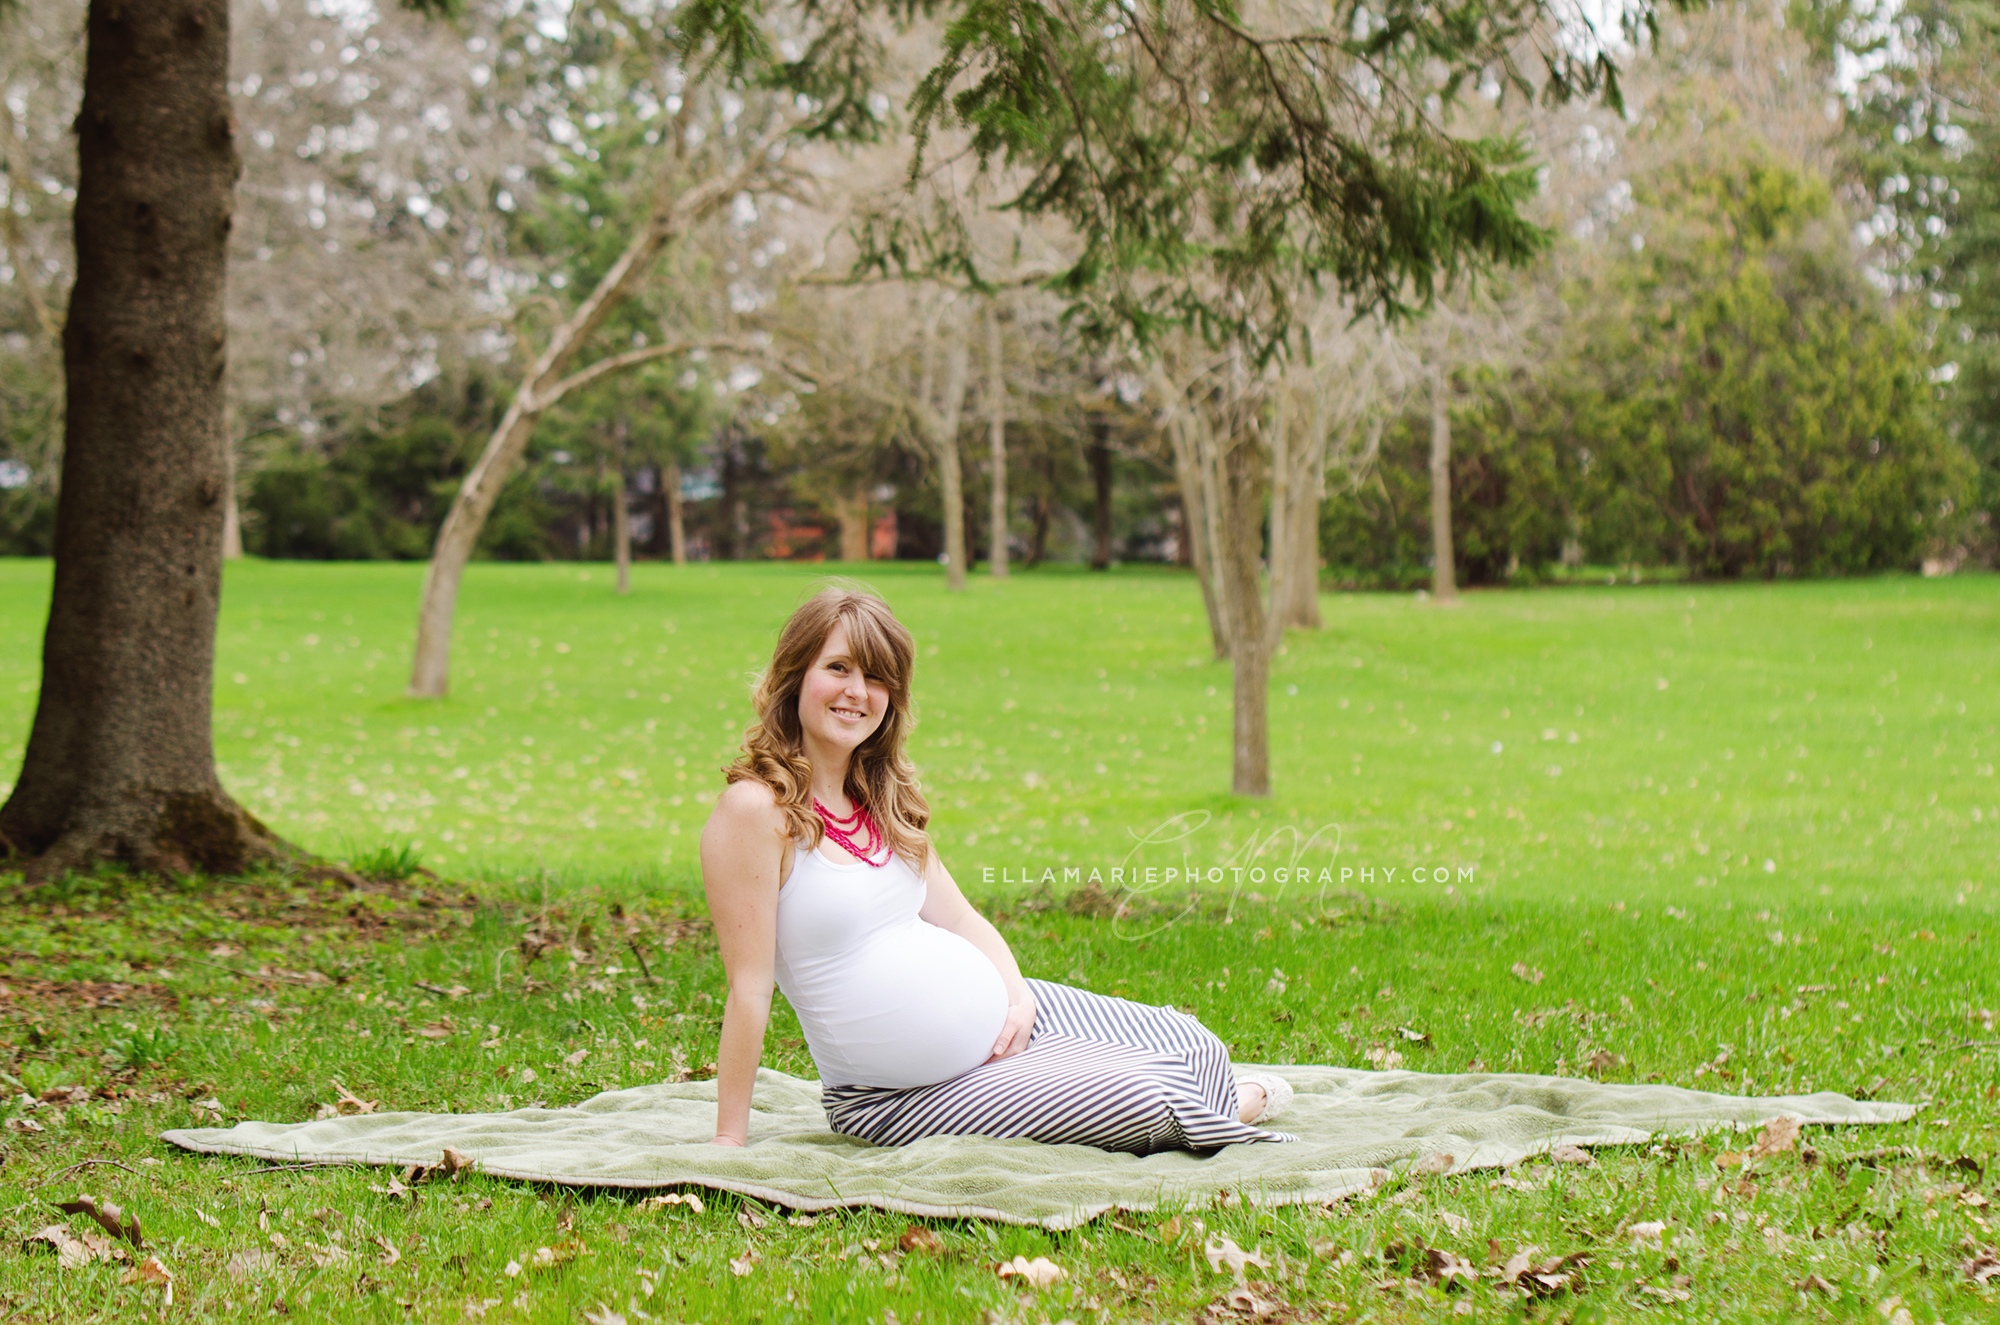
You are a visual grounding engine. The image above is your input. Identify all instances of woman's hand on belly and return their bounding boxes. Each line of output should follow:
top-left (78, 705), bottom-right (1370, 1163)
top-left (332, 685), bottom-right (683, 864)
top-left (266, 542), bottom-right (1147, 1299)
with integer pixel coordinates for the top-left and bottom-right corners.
top-left (987, 987), bottom-right (1038, 1062)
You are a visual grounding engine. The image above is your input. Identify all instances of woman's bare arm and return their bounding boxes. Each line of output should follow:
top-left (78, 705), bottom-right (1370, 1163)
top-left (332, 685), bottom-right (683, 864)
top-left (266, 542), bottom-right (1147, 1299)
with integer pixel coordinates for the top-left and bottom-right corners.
top-left (700, 781), bottom-right (789, 1145)
top-left (918, 847), bottom-right (1037, 1060)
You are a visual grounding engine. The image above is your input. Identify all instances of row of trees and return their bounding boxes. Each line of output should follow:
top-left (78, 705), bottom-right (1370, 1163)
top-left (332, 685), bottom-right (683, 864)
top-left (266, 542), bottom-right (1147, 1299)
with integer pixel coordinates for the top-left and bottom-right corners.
top-left (0, 0), bottom-right (1994, 879)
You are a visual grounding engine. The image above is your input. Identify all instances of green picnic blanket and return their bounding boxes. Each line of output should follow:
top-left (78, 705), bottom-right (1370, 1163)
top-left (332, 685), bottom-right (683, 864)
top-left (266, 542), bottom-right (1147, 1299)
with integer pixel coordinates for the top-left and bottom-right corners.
top-left (161, 1066), bottom-right (1913, 1229)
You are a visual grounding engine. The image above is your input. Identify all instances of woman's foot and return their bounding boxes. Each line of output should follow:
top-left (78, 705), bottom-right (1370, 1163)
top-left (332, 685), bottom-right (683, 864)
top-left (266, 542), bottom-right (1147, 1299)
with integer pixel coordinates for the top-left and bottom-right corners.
top-left (1234, 1072), bottom-right (1293, 1125)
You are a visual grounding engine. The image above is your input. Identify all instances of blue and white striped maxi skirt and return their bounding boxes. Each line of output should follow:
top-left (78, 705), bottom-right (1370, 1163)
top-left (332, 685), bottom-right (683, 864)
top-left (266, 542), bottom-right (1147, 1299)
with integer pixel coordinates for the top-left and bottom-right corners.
top-left (820, 979), bottom-right (1295, 1154)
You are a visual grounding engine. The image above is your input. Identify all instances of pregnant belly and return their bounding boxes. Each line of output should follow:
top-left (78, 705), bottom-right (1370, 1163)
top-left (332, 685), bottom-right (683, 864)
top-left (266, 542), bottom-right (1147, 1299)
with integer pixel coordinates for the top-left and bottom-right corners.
top-left (806, 922), bottom-right (1008, 1089)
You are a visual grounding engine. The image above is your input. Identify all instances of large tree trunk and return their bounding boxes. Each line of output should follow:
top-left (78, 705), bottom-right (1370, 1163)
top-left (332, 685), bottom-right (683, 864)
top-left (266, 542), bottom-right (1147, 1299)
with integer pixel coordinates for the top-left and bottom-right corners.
top-left (1088, 421), bottom-right (1113, 570)
top-left (987, 304), bottom-right (1009, 579)
top-left (0, 0), bottom-right (286, 880)
top-left (665, 459), bottom-right (687, 565)
top-left (1428, 367), bottom-right (1459, 603)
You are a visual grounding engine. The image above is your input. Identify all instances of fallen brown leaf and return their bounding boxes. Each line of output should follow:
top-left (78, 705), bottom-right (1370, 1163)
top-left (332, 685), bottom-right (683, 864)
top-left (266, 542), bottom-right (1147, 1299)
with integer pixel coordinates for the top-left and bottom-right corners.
top-left (1511, 962), bottom-right (1545, 985)
top-left (26, 1225), bottom-right (120, 1270)
top-left (371, 1235), bottom-right (401, 1268)
top-left (439, 1146), bottom-right (475, 1179)
top-left (1415, 1247), bottom-right (1479, 1289)
top-left (1748, 1116), bottom-right (1802, 1160)
top-left (1364, 1044), bottom-right (1405, 1070)
top-left (728, 1248), bottom-right (759, 1276)
top-left (54, 1195), bottom-right (145, 1249)
top-left (1963, 1248), bottom-right (2000, 1286)
top-left (1204, 1235), bottom-right (1272, 1280)
top-left (1498, 1246), bottom-right (1587, 1298)
top-left (1548, 1144), bottom-right (1594, 1167)
top-left (1409, 1151), bottom-right (1456, 1176)
top-left (1198, 1281), bottom-right (1293, 1321)
top-left (638, 1192), bottom-right (705, 1214)
top-left (224, 1248), bottom-right (276, 1278)
top-left (329, 1078), bottom-right (379, 1115)
top-left (898, 1226), bottom-right (945, 1255)
top-left (526, 1239), bottom-right (586, 1271)
top-left (995, 1254), bottom-right (1065, 1287)
top-left (1796, 1273), bottom-right (1837, 1295)
top-left (121, 1255), bottom-right (174, 1304)
top-left (1627, 1220), bottom-right (1668, 1249)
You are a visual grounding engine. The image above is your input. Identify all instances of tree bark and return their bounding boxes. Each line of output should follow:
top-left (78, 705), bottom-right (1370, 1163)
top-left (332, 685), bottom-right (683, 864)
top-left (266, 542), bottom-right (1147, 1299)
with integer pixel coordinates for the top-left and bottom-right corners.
top-left (987, 304), bottom-right (1008, 579)
top-left (1428, 367), bottom-right (1459, 603)
top-left (1088, 420), bottom-right (1114, 569)
top-left (1162, 403), bottom-right (1228, 661)
top-left (1274, 386), bottom-right (1326, 630)
top-left (665, 458), bottom-right (687, 565)
top-left (0, 0), bottom-right (287, 880)
top-left (1216, 429), bottom-right (1272, 796)
top-left (834, 489), bottom-right (869, 561)
top-left (609, 419), bottom-right (631, 592)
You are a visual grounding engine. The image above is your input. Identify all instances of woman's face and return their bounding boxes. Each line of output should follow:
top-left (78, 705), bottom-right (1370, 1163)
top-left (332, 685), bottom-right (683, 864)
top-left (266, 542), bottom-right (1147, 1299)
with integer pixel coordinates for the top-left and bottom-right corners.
top-left (796, 621), bottom-right (891, 762)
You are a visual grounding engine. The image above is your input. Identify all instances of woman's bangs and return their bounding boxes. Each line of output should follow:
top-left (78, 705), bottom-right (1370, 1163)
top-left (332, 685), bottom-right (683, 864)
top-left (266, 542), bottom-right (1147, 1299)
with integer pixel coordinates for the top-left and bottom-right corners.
top-left (839, 604), bottom-right (909, 694)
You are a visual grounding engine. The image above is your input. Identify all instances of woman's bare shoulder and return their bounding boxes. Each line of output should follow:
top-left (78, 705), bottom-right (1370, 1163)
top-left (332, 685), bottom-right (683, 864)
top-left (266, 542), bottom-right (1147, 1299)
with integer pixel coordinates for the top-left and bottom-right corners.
top-left (707, 778), bottom-right (788, 835)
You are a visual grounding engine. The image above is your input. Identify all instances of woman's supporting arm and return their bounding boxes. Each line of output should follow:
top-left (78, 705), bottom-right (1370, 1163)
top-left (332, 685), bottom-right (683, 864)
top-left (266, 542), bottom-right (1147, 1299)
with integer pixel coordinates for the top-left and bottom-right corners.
top-left (701, 781), bottom-right (787, 1145)
top-left (918, 847), bottom-right (1038, 1060)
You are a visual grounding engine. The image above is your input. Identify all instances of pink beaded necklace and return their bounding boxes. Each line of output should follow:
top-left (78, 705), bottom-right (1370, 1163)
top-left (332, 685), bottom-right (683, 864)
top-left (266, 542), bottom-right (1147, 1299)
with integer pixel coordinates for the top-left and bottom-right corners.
top-left (813, 797), bottom-right (891, 867)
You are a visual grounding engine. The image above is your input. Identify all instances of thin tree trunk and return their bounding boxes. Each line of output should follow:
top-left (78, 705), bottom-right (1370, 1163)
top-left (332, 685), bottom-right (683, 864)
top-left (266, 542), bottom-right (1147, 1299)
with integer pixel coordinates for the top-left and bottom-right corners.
top-left (1276, 388), bottom-right (1326, 630)
top-left (0, 99), bottom-right (61, 341)
top-left (0, 0), bottom-right (287, 879)
top-left (1216, 427), bottom-right (1272, 796)
top-left (1028, 488), bottom-right (1050, 567)
top-left (834, 489), bottom-right (869, 561)
top-left (1163, 406), bottom-right (1228, 661)
top-left (1429, 367), bottom-right (1459, 603)
top-left (613, 482), bottom-right (631, 591)
top-left (407, 123), bottom-right (784, 697)
top-left (221, 400), bottom-right (243, 561)
top-left (1088, 421), bottom-right (1113, 570)
top-left (411, 223), bottom-right (674, 693)
top-left (665, 459), bottom-right (687, 565)
top-left (612, 422), bottom-right (632, 594)
top-left (1284, 484), bottom-right (1322, 628)
top-left (934, 341), bottom-right (971, 591)
top-left (987, 304), bottom-right (1008, 579)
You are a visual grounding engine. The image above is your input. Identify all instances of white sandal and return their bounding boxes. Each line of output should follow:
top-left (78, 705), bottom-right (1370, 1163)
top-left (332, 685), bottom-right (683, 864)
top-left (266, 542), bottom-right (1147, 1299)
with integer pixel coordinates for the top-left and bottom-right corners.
top-left (1236, 1071), bottom-right (1294, 1125)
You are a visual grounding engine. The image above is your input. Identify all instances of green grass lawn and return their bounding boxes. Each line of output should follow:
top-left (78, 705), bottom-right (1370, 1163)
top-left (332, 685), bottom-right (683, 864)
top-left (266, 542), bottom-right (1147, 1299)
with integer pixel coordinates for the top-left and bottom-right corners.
top-left (3, 557), bottom-right (1994, 905)
top-left (0, 559), bottom-right (1995, 1322)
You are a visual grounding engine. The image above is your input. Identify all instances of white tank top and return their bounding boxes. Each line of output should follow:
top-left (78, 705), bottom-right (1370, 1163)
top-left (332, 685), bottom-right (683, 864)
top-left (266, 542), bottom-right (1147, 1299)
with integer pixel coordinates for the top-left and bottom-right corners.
top-left (773, 840), bottom-right (1009, 1089)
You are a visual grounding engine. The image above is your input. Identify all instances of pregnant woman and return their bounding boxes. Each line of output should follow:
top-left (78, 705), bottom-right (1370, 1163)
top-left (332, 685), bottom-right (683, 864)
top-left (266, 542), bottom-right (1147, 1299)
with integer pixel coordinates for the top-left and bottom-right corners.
top-left (700, 586), bottom-right (1294, 1154)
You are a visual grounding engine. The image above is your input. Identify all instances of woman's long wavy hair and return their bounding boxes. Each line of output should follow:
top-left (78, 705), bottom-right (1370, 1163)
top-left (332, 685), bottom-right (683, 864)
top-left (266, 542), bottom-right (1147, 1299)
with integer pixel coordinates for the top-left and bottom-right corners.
top-left (725, 586), bottom-right (930, 868)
